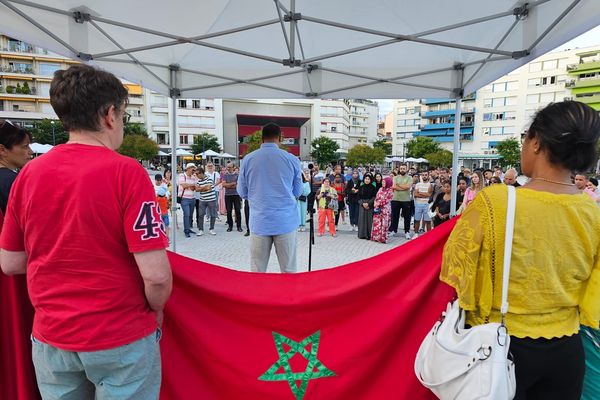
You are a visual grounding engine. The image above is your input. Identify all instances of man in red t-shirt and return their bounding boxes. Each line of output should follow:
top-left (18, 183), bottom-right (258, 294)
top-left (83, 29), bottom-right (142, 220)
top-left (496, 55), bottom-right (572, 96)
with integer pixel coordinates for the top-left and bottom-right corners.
top-left (0, 65), bottom-right (172, 399)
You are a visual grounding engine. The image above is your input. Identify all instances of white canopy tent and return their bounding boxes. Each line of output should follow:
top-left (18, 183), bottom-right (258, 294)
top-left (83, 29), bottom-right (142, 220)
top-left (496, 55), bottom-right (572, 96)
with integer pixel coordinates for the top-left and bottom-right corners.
top-left (219, 152), bottom-right (236, 159)
top-left (199, 149), bottom-right (221, 158)
top-left (29, 143), bottom-right (53, 154)
top-left (2, 0), bottom-right (599, 249)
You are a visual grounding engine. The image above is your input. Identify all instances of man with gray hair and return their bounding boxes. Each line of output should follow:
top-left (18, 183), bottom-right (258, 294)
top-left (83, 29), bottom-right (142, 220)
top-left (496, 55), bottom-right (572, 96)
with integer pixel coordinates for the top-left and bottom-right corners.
top-left (0, 64), bottom-right (171, 399)
top-left (503, 168), bottom-right (520, 187)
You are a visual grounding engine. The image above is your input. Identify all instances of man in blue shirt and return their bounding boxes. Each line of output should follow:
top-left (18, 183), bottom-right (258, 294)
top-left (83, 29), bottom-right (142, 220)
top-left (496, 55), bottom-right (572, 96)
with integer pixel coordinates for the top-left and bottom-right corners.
top-left (237, 123), bottom-right (303, 273)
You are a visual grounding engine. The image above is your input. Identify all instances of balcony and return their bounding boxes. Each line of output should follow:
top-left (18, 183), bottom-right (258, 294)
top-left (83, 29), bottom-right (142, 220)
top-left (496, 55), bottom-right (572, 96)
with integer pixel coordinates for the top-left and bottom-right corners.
top-left (570, 77), bottom-right (600, 90)
top-left (1, 66), bottom-right (35, 74)
top-left (567, 60), bottom-right (600, 75)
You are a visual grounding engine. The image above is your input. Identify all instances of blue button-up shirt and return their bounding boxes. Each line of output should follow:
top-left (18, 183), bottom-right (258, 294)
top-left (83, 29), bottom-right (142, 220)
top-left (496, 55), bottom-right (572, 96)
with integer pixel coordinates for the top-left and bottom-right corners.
top-left (237, 143), bottom-right (303, 236)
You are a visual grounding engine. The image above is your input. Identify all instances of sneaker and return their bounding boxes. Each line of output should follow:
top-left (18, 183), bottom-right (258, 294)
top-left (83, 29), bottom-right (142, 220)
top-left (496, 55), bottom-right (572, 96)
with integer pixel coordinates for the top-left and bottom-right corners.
top-left (184, 232), bottom-right (191, 238)
top-left (244, 231), bottom-right (250, 237)
top-left (209, 230), bottom-right (216, 235)
top-left (196, 230), bottom-right (204, 236)
top-left (227, 227), bottom-right (232, 232)
top-left (405, 232), bottom-right (411, 240)
top-left (188, 229), bottom-right (196, 235)
top-left (237, 227), bottom-right (243, 232)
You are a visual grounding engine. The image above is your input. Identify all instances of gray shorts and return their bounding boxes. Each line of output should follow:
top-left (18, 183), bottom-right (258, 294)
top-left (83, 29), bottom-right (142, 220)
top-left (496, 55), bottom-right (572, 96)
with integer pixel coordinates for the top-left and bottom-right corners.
top-left (32, 330), bottom-right (162, 400)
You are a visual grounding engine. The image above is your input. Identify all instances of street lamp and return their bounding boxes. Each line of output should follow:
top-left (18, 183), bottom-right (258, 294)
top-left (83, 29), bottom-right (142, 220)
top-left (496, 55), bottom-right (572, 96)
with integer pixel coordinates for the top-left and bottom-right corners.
top-left (314, 143), bottom-right (320, 167)
top-left (50, 120), bottom-right (55, 146)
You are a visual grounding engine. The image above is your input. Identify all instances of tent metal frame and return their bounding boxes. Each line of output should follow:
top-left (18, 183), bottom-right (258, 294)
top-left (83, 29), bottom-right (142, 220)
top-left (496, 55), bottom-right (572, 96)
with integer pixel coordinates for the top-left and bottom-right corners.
top-left (0, 0), bottom-right (584, 245)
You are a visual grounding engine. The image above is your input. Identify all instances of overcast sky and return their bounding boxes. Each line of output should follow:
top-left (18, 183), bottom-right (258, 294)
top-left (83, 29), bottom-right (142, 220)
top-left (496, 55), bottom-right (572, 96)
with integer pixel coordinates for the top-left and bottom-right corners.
top-left (373, 25), bottom-right (600, 119)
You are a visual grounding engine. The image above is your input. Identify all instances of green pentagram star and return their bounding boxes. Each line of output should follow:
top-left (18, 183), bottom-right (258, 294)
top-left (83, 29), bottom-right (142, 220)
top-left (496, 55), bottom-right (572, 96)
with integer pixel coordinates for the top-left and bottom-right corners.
top-left (259, 331), bottom-right (335, 400)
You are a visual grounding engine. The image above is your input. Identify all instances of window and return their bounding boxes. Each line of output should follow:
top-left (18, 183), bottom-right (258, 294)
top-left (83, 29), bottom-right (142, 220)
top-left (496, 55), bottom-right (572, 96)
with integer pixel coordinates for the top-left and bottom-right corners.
top-left (331, 126), bottom-right (337, 132)
top-left (179, 135), bottom-right (188, 144)
top-left (178, 100), bottom-right (187, 108)
top-left (542, 59), bottom-right (557, 70)
top-left (540, 92), bottom-right (555, 103)
top-left (541, 76), bottom-right (557, 86)
top-left (38, 63), bottom-right (62, 76)
top-left (492, 98), bottom-right (505, 107)
top-left (41, 103), bottom-right (54, 114)
top-left (528, 77), bottom-right (541, 87)
top-left (192, 100), bottom-right (200, 109)
top-left (398, 107), bottom-right (406, 115)
top-left (505, 97), bottom-right (516, 106)
top-left (483, 98), bottom-right (493, 108)
top-left (529, 62), bottom-right (542, 72)
top-left (526, 94), bottom-right (539, 104)
top-left (151, 95), bottom-right (167, 106)
top-left (490, 127), bottom-right (503, 135)
top-left (558, 58), bottom-right (569, 68)
top-left (505, 111), bottom-right (516, 120)
top-left (504, 126), bottom-right (517, 135)
top-left (492, 83), bottom-right (505, 92)
top-left (8, 62), bottom-right (32, 73)
top-left (153, 115), bottom-right (168, 125)
top-left (506, 81), bottom-right (518, 91)
top-left (156, 134), bottom-right (167, 145)
top-left (483, 113), bottom-right (493, 121)
top-left (320, 123), bottom-right (326, 132)
top-left (39, 82), bottom-right (51, 97)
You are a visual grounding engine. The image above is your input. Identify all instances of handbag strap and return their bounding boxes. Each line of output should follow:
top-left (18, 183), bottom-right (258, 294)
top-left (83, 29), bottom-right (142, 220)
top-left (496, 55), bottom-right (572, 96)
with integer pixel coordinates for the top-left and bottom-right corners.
top-left (500, 185), bottom-right (516, 317)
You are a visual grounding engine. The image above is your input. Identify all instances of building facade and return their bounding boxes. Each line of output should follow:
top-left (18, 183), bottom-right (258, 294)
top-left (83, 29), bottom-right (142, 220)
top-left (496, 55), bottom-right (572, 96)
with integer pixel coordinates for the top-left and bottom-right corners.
top-left (390, 45), bottom-right (599, 169)
top-left (0, 35), bottom-right (145, 130)
top-left (567, 49), bottom-right (600, 111)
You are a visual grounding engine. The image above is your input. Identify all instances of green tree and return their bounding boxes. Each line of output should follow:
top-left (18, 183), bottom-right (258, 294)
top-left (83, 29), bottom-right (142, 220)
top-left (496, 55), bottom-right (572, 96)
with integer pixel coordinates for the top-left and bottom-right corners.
top-left (347, 145), bottom-right (386, 167)
top-left (190, 132), bottom-right (222, 154)
top-left (30, 119), bottom-right (68, 145)
top-left (372, 139), bottom-right (392, 156)
top-left (425, 149), bottom-right (453, 168)
top-left (124, 122), bottom-right (148, 137)
top-left (406, 136), bottom-right (441, 158)
top-left (310, 136), bottom-right (340, 166)
top-left (496, 138), bottom-right (521, 168)
top-left (118, 134), bottom-right (158, 161)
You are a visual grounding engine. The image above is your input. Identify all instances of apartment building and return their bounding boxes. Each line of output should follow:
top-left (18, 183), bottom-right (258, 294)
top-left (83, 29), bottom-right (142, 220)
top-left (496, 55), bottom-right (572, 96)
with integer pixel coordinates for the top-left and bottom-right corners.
top-left (391, 45), bottom-right (599, 169)
top-left (567, 49), bottom-right (600, 111)
top-left (0, 35), bottom-right (145, 130)
top-left (347, 99), bottom-right (379, 147)
top-left (143, 90), bottom-right (220, 154)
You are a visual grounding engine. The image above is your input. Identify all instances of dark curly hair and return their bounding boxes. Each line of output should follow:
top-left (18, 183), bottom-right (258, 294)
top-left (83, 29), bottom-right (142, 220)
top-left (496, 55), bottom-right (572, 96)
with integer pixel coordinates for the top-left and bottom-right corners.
top-left (527, 101), bottom-right (600, 172)
top-left (0, 119), bottom-right (32, 149)
top-left (49, 64), bottom-right (128, 132)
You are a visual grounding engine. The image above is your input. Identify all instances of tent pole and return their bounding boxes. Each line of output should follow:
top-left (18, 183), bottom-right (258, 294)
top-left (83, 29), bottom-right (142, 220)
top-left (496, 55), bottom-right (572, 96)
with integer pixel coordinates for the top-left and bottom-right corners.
top-left (169, 64), bottom-right (180, 252)
top-left (450, 65), bottom-right (464, 217)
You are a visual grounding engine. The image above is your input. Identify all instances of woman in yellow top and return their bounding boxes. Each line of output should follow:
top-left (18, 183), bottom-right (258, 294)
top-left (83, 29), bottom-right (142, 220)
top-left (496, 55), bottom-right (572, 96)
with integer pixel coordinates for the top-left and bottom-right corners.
top-left (441, 101), bottom-right (600, 400)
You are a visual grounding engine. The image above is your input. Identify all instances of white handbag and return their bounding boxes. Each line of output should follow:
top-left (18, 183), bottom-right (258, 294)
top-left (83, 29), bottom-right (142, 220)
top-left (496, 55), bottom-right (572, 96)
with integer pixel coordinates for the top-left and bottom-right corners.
top-left (414, 185), bottom-right (517, 400)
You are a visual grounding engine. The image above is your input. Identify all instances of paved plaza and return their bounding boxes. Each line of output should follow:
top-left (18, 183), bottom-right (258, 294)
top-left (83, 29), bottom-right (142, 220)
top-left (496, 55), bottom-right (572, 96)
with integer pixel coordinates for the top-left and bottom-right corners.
top-left (168, 207), bottom-right (409, 273)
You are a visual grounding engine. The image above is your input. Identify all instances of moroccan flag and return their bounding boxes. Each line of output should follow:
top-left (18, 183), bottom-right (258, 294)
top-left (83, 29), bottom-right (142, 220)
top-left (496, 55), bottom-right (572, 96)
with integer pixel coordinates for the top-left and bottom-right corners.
top-left (160, 219), bottom-right (456, 400)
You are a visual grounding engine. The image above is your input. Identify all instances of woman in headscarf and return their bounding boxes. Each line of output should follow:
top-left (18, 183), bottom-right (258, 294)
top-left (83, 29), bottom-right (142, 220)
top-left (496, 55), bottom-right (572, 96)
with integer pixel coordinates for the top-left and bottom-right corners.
top-left (374, 172), bottom-right (383, 191)
top-left (357, 173), bottom-right (377, 240)
top-left (371, 176), bottom-right (394, 243)
top-left (344, 169), bottom-right (361, 231)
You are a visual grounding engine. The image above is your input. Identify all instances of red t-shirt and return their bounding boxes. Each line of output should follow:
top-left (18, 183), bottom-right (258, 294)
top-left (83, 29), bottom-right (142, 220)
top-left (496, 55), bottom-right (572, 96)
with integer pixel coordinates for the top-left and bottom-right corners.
top-left (0, 144), bottom-right (168, 351)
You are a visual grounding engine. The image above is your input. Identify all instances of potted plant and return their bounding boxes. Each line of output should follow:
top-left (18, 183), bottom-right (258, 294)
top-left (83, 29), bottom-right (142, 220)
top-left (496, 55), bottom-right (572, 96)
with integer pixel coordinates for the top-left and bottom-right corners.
top-left (15, 83), bottom-right (22, 94)
top-left (22, 82), bottom-right (31, 94)
top-left (5, 85), bottom-right (15, 94)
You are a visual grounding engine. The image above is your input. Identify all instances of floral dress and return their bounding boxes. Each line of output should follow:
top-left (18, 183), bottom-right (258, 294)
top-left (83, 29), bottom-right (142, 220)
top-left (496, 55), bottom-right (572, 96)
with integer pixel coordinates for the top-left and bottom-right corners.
top-left (371, 187), bottom-right (394, 243)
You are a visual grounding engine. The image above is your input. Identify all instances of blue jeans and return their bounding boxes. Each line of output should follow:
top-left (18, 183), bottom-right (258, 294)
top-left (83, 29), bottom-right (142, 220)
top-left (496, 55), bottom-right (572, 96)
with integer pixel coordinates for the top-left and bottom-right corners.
top-left (181, 198), bottom-right (195, 234)
top-left (32, 330), bottom-right (162, 400)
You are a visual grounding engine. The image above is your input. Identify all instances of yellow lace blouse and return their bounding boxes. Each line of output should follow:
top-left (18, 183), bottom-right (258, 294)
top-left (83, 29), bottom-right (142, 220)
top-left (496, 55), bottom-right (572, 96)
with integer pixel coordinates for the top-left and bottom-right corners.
top-left (440, 184), bottom-right (600, 339)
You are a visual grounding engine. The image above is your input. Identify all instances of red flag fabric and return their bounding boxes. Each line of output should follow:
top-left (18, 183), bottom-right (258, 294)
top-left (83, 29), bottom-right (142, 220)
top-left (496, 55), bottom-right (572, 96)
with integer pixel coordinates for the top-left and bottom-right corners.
top-left (160, 219), bottom-right (456, 400)
top-left (1, 217), bottom-right (455, 399)
top-left (0, 210), bottom-right (41, 400)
